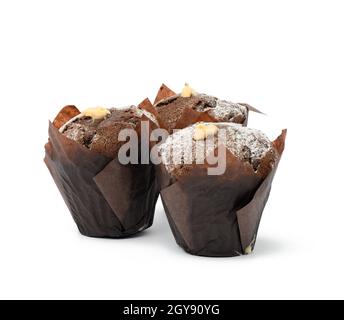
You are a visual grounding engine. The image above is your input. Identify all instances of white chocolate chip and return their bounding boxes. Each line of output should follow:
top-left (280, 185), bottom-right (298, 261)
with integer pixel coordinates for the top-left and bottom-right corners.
top-left (82, 107), bottom-right (110, 120)
top-left (59, 107), bottom-right (111, 133)
top-left (244, 245), bottom-right (253, 255)
top-left (181, 83), bottom-right (195, 98)
top-left (244, 236), bottom-right (256, 255)
top-left (193, 125), bottom-right (207, 140)
top-left (193, 123), bottom-right (219, 141)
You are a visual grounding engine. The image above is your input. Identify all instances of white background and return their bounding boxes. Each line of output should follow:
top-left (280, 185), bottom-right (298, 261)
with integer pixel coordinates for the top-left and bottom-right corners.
top-left (0, 0), bottom-right (343, 300)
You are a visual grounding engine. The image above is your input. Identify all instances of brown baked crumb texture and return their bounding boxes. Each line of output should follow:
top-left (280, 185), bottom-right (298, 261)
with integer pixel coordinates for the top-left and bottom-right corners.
top-left (156, 96), bottom-right (204, 133)
top-left (154, 84), bottom-right (248, 133)
top-left (62, 107), bottom-right (144, 158)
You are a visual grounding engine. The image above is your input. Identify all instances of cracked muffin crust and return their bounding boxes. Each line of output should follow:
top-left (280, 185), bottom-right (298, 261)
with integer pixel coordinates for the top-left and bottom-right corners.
top-left (155, 93), bottom-right (248, 133)
top-left (61, 106), bottom-right (156, 158)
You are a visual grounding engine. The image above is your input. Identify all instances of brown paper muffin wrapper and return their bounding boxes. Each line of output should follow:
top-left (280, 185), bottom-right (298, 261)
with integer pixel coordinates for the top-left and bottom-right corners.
top-left (153, 84), bottom-right (264, 130)
top-left (157, 130), bottom-right (287, 257)
top-left (44, 103), bottom-right (160, 238)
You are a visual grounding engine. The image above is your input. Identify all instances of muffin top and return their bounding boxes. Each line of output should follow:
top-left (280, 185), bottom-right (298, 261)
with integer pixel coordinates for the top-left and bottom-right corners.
top-left (155, 91), bottom-right (248, 133)
top-left (158, 123), bottom-right (277, 177)
top-left (60, 106), bottom-right (157, 158)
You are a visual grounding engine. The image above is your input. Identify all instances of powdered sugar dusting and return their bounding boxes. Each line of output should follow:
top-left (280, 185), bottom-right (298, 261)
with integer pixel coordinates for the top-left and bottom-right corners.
top-left (224, 124), bottom-right (273, 169)
top-left (211, 100), bottom-right (247, 121)
top-left (159, 123), bottom-right (275, 174)
top-left (194, 93), bottom-right (248, 122)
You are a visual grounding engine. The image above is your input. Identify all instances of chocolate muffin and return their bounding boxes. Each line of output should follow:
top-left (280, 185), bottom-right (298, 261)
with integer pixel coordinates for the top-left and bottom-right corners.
top-left (44, 104), bottom-right (160, 238)
top-left (159, 123), bottom-right (278, 178)
top-left (154, 84), bottom-right (252, 133)
top-left (157, 123), bottom-right (286, 257)
top-left (61, 106), bottom-right (158, 158)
